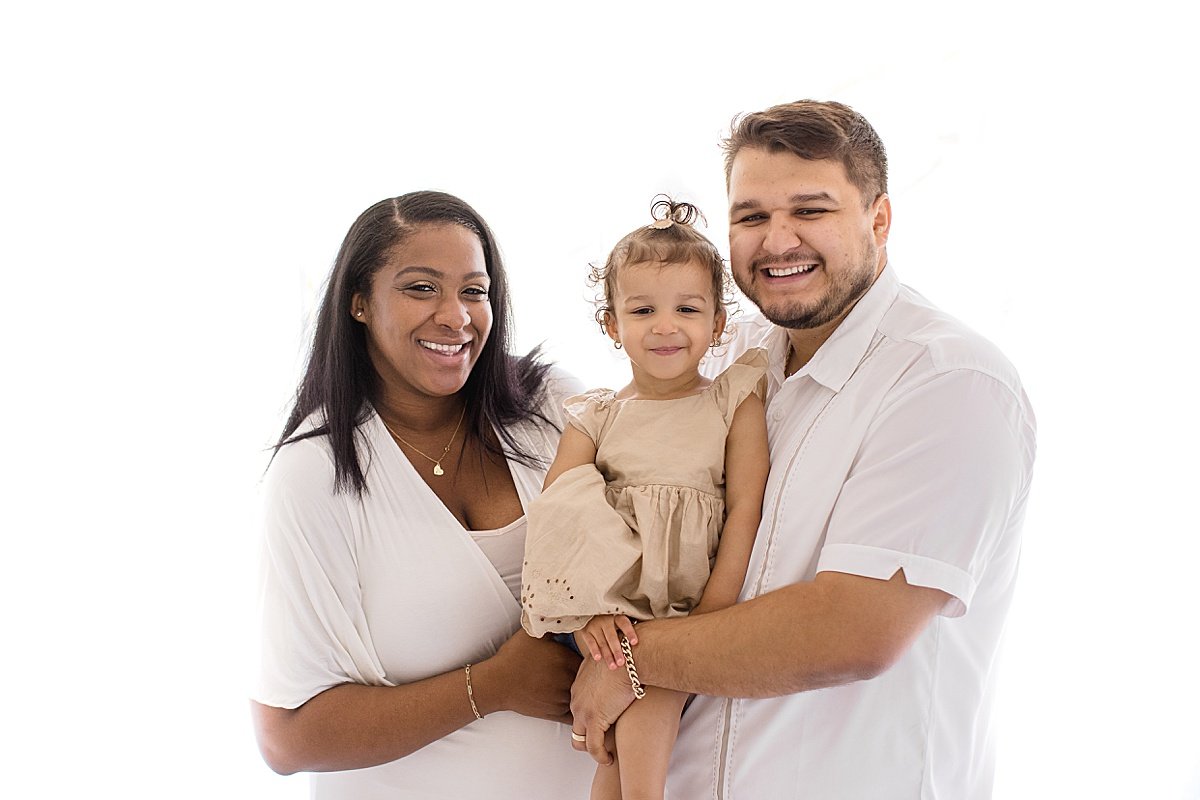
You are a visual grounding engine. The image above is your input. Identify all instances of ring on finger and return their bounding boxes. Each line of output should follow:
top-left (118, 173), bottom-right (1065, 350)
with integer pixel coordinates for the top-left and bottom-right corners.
top-left (571, 731), bottom-right (586, 743)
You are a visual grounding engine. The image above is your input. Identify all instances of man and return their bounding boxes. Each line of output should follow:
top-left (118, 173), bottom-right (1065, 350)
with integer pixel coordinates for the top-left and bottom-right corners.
top-left (569, 100), bottom-right (1036, 798)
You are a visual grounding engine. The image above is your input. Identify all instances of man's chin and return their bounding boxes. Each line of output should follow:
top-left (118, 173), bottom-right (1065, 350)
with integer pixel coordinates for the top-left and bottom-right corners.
top-left (760, 304), bottom-right (828, 330)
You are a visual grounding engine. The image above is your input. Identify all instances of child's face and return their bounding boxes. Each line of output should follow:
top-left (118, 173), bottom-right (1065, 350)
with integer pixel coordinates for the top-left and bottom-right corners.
top-left (605, 259), bottom-right (725, 385)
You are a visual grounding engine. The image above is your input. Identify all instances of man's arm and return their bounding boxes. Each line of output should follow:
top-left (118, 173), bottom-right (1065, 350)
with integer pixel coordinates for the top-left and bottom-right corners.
top-left (571, 569), bottom-right (948, 761)
top-left (636, 568), bottom-right (948, 696)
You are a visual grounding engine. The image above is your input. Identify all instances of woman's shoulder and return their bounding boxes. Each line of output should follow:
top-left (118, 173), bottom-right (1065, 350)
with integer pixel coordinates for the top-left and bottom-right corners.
top-left (542, 365), bottom-right (587, 409)
top-left (265, 409), bottom-right (377, 497)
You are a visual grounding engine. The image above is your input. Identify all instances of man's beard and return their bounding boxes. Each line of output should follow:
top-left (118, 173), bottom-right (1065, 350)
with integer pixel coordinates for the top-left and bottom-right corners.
top-left (737, 241), bottom-right (878, 330)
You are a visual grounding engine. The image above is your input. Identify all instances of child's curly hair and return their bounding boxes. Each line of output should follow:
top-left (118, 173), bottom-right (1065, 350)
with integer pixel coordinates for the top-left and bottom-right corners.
top-left (589, 195), bottom-right (735, 339)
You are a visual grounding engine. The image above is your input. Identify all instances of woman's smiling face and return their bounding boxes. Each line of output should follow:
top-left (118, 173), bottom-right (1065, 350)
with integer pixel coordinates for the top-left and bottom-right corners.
top-left (352, 222), bottom-right (492, 402)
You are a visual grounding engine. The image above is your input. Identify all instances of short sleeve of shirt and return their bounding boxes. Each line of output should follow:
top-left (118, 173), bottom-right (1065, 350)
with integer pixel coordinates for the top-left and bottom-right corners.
top-left (816, 367), bottom-right (1036, 617)
top-left (710, 347), bottom-right (769, 426)
top-left (254, 438), bottom-right (394, 708)
top-left (562, 389), bottom-right (616, 445)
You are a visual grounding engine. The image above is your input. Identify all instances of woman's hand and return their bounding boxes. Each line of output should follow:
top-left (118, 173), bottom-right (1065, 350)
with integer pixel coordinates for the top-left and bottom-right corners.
top-left (474, 630), bottom-right (581, 724)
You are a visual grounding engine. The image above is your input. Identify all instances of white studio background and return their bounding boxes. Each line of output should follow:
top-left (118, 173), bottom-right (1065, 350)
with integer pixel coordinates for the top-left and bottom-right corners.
top-left (1, 2), bottom-right (1196, 798)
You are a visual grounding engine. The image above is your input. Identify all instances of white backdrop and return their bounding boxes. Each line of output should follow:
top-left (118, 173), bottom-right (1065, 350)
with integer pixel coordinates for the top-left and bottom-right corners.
top-left (2, 2), bottom-right (1197, 798)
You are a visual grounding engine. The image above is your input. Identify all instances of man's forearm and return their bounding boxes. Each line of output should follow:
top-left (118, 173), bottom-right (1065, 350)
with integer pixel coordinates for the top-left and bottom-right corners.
top-left (633, 571), bottom-right (948, 698)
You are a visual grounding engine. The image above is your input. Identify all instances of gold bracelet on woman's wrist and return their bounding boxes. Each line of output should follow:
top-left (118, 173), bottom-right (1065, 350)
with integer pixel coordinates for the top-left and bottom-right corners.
top-left (464, 663), bottom-right (484, 720)
top-left (618, 632), bottom-right (646, 700)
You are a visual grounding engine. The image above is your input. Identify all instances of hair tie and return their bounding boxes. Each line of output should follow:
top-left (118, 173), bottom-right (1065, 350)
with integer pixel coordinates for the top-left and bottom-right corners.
top-left (647, 194), bottom-right (704, 230)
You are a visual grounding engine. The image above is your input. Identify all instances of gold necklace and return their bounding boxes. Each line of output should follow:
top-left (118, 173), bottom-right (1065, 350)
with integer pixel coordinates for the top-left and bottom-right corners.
top-left (382, 406), bottom-right (467, 477)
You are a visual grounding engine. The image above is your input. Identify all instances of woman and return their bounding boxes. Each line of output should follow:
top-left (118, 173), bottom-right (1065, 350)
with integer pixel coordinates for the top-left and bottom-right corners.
top-left (251, 191), bottom-right (594, 798)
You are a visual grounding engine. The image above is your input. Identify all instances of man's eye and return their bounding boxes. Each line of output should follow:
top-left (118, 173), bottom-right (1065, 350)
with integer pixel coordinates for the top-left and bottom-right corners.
top-left (735, 213), bottom-right (765, 225)
top-left (796, 209), bottom-right (826, 217)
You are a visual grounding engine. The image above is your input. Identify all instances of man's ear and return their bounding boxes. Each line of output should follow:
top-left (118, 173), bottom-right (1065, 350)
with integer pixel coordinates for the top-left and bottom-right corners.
top-left (871, 193), bottom-right (892, 248)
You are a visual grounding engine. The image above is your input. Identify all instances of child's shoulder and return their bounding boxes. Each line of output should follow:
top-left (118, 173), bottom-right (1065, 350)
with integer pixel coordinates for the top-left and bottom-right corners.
top-left (711, 347), bottom-right (768, 387)
top-left (708, 347), bottom-right (769, 422)
top-left (562, 387), bottom-right (620, 443)
top-left (564, 386), bottom-right (618, 410)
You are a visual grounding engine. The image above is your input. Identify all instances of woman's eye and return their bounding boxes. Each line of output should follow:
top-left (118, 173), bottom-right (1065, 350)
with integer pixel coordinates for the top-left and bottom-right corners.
top-left (401, 283), bottom-right (437, 295)
top-left (463, 286), bottom-right (490, 300)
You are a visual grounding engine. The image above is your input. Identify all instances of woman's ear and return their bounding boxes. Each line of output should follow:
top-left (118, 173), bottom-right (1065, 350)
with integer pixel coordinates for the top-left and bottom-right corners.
top-left (350, 292), bottom-right (367, 323)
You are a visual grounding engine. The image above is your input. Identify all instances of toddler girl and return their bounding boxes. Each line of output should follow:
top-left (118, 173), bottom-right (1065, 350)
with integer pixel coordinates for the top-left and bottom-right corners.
top-left (521, 197), bottom-right (769, 800)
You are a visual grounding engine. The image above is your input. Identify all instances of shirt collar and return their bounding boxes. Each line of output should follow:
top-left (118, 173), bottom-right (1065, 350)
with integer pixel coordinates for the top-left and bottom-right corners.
top-left (783, 263), bottom-right (901, 393)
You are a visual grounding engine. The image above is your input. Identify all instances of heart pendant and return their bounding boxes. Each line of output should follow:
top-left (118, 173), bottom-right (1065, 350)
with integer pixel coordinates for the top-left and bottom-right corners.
top-left (433, 464), bottom-right (444, 476)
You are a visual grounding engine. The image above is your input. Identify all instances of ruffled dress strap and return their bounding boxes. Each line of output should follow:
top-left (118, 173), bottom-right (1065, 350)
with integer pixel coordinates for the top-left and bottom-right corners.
top-left (711, 347), bottom-right (769, 426)
top-left (562, 388), bottom-right (617, 444)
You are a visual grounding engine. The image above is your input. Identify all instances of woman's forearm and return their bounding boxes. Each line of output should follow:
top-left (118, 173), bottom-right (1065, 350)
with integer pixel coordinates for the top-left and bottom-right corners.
top-left (252, 667), bottom-right (482, 774)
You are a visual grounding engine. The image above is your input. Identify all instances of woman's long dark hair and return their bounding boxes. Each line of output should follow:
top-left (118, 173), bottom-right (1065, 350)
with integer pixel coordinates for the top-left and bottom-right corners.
top-left (274, 191), bottom-right (554, 495)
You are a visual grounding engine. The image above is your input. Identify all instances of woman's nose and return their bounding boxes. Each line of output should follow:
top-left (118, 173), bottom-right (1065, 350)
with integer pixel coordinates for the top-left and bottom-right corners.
top-left (434, 296), bottom-right (470, 329)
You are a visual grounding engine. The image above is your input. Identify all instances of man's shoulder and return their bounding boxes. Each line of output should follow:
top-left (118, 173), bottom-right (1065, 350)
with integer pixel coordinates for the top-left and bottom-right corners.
top-left (703, 312), bottom-right (779, 377)
top-left (881, 284), bottom-right (1023, 390)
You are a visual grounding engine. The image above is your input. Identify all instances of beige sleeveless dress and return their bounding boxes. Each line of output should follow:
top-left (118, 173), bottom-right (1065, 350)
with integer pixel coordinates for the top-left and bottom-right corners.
top-left (521, 348), bottom-right (767, 637)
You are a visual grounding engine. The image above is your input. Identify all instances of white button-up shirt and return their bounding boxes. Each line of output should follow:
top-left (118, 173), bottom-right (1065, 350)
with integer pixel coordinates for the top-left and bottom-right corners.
top-left (670, 266), bottom-right (1037, 799)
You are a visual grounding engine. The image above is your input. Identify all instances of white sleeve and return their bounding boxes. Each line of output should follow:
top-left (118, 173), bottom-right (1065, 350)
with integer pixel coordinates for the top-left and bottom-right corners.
top-left (816, 368), bottom-right (1036, 616)
top-left (252, 438), bottom-right (395, 709)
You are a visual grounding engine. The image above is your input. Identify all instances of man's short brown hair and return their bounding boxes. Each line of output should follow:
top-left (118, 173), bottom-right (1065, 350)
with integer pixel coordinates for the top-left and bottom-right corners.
top-left (722, 100), bottom-right (888, 205)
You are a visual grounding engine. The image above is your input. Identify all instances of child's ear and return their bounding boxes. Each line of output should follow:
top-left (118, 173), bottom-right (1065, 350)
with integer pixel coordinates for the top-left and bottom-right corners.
top-left (602, 311), bottom-right (620, 344)
top-left (712, 308), bottom-right (728, 344)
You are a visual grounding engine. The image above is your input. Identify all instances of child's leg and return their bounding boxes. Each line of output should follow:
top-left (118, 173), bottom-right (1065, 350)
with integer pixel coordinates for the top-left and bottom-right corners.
top-left (613, 686), bottom-right (688, 800)
top-left (589, 728), bottom-right (621, 800)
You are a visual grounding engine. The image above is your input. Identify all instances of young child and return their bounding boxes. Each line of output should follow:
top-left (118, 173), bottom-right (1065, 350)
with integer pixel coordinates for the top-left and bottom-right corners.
top-left (521, 197), bottom-right (769, 800)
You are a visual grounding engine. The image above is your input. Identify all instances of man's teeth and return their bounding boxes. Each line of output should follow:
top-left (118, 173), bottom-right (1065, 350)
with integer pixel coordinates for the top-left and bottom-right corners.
top-left (766, 264), bottom-right (816, 277)
top-left (420, 341), bottom-right (466, 354)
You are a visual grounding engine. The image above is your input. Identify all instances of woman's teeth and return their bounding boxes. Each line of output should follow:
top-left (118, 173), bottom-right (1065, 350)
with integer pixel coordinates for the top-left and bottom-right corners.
top-left (419, 341), bottom-right (466, 354)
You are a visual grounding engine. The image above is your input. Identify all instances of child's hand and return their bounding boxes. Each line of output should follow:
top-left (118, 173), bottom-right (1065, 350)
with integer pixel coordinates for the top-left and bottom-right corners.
top-left (574, 615), bottom-right (638, 670)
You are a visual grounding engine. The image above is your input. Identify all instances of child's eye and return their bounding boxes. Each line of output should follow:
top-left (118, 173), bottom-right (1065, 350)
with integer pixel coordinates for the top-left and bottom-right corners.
top-left (631, 307), bottom-right (653, 315)
top-left (678, 306), bottom-right (700, 314)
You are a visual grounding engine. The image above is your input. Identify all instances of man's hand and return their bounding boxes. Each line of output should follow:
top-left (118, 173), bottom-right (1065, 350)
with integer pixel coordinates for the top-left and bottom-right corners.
top-left (569, 651), bottom-right (636, 764)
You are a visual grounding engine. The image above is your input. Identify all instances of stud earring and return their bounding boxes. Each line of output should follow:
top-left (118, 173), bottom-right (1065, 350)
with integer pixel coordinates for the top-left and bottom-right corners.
top-left (355, 310), bottom-right (364, 317)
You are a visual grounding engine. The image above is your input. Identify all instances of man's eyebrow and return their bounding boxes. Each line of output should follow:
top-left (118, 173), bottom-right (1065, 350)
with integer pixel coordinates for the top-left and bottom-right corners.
top-left (729, 192), bottom-right (837, 214)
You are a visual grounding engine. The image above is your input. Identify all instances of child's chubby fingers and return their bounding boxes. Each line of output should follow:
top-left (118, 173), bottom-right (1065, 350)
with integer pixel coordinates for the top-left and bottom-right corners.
top-left (576, 630), bottom-right (603, 663)
top-left (600, 623), bottom-right (624, 668)
top-left (614, 614), bottom-right (637, 646)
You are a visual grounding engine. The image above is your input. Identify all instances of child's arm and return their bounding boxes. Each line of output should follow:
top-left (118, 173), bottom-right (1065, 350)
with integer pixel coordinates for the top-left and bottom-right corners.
top-left (542, 423), bottom-right (598, 490)
top-left (692, 392), bottom-right (769, 615)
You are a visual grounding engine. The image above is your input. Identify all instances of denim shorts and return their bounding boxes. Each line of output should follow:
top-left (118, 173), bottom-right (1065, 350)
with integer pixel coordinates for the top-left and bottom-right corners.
top-left (552, 631), bottom-right (583, 657)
